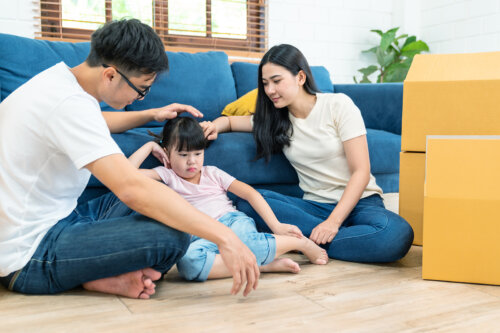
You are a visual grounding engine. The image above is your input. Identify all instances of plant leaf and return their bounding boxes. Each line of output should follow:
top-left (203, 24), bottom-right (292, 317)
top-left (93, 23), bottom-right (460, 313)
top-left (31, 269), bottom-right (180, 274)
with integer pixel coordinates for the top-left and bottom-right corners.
top-left (380, 30), bottom-right (397, 52)
top-left (362, 46), bottom-right (378, 54)
top-left (376, 48), bottom-right (396, 67)
top-left (401, 40), bottom-right (430, 52)
top-left (384, 62), bottom-right (411, 82)
top-left (358, 65), bottom-right (378, 76)
top-left (402, 36), bottom-right (417, 48)
top-left (370, 29), bottom-right (384, 37)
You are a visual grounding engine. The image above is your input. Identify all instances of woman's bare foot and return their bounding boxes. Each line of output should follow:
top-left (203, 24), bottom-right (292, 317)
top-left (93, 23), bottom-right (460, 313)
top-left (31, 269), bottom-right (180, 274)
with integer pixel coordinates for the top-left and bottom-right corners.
top-left (82, 268), bottom-right (162, 299)
top-left (260, 258), bottom-right (301, 273)
top-left (300, 238), bottom-right (328, 265)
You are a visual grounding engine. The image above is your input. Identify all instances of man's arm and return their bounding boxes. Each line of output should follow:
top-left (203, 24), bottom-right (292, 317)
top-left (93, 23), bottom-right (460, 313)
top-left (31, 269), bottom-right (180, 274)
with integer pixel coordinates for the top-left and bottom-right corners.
top-left (103, 104), bottom-right (203, 133)
top-left (85, 154), bottom-right (260, 295)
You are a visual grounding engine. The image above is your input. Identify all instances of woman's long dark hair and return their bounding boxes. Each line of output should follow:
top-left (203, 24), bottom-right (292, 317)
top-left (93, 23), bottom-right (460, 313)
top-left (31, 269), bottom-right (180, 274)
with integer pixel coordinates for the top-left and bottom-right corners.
top-left (253, 44), bottom-right (319, 162)
top-left (149, 117), bottom-right (208, 152)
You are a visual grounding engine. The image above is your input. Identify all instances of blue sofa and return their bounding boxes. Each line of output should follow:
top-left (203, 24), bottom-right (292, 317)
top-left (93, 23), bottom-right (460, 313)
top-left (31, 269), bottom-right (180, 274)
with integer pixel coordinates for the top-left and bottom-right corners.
top-left (0, 33), bottom-right (403, 203)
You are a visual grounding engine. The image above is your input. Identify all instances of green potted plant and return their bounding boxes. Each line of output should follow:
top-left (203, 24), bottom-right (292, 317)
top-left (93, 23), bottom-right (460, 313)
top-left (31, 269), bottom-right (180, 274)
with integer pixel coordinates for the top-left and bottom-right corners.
top-left (354, 27), bottom-right (429, 83)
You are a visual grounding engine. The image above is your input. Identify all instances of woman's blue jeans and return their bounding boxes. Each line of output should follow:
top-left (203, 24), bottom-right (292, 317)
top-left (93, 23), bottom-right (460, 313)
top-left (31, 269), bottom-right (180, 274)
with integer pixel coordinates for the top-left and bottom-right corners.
top-left (0, 192), bottom-right (190, 294)
top-left (236, 190), bottom-right (414, 263)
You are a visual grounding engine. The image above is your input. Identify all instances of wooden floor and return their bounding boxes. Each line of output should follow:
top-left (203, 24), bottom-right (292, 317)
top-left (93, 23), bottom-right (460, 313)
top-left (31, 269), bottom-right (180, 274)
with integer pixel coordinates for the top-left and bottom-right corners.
top-left (2, 245), bottom-right (500, 332)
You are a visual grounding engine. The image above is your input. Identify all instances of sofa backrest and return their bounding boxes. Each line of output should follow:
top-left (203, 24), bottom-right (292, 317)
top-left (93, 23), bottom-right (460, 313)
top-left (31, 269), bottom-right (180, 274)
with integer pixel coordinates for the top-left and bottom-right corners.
top-left (231, 62), bottom-right (334, 98)
top-left (334, 83), bottom-right (403, 135)
top-left (0, 34), bottom-right (237, 119)
top-left (0, 33), bottom-right (90, 102)
top-left (126, 51), bottom-right (237, 125)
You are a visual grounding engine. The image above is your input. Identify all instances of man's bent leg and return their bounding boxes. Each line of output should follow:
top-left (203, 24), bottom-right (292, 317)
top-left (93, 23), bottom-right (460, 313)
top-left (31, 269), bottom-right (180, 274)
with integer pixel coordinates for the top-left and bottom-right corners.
top-left (8, 212), bottom-right (190, 295)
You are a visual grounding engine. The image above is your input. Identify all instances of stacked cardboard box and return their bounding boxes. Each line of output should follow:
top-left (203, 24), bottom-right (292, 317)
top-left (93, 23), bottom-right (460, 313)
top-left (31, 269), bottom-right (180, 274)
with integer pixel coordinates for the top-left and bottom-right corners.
top-left (422, 136), bottom-right (500, 285)
top-left (399, 51), bottom-right (500, 245)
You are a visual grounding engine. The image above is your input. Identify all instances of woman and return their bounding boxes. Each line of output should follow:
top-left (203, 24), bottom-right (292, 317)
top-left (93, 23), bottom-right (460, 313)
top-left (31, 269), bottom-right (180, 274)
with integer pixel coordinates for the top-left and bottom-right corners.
top-left (203, 44), bottom-right (413, 263)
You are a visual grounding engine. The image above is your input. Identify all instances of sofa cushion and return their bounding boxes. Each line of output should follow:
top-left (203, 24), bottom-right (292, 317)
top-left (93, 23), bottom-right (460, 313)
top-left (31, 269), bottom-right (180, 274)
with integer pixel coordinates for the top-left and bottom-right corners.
top-left (333, 83), bottom-right (403, 135)
top-left (0, 33), bottom-right (90, 101)
top-left (231, 62), bottom-right (334, 98)
top-left (126, 51), bottom-right (237, 125)
top-left (87, 127), bottom-right (299, 188)
top-left (366, 129), bottom-right (401, 175)
top-left (221, 88), bottom-right (257, 116)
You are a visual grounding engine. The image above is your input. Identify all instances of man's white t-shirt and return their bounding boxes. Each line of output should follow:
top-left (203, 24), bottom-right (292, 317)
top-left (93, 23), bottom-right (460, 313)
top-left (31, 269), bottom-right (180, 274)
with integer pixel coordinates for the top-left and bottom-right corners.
top-left (0, 62), bottom-right (123, 276)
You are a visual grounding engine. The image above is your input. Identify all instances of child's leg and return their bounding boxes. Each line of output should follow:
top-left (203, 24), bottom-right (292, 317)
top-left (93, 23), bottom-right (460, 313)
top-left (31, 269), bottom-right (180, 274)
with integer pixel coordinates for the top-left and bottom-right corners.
top-left (206, 211), bottom-right (328, 280)
top-left (176, 237), bottom-right (219, 282)
top-left (273, 235), bottom-right (328, 265)
top-left (208, 255), bottom-right (300, 279)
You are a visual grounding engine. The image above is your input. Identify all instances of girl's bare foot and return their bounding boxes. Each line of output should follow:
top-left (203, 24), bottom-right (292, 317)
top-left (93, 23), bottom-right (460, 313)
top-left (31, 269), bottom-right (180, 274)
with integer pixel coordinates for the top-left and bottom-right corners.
top-left (83, 268), bottom-right (162, 299)
top-left (260, 258), bottom-right (301, 273)
top-left (300, 238), bottom-right (328, 265)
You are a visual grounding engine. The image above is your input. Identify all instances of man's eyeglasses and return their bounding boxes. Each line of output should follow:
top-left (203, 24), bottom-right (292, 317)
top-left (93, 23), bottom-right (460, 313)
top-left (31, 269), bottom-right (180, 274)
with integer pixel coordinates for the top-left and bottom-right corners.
top-left (102, 64), bottom-right (151, 99)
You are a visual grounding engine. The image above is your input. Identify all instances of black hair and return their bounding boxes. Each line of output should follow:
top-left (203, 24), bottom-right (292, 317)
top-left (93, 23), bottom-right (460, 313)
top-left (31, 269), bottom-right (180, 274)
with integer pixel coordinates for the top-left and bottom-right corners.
top-left (86, 18), bottom-right (169, 76)
top-left (253, 44), bottom-right (319, 162)
top-left (150, 117), bottom-right (208, 153)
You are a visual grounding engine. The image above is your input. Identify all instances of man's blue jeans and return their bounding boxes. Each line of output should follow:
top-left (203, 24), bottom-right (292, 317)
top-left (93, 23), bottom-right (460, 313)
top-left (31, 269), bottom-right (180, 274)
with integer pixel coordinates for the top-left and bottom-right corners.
top-left (236, 190), bottom-right (414, 263)
top-left (0, 192), bottom-right (190, 294)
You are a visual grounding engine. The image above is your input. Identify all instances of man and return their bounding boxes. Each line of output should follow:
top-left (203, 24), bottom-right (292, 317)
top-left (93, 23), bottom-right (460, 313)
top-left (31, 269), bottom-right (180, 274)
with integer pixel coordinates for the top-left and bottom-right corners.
top-left (0, 19), bottom-right (259, 299)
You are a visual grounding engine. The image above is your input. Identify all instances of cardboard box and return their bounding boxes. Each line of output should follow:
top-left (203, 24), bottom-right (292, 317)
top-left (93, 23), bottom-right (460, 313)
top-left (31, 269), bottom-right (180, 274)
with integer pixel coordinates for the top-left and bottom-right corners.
top-left (402, 52), bottom-right (500, 152)
top-left (422, 135), bottom-right (500, 285)
top-left (399, 152), bottom-right (425, 245)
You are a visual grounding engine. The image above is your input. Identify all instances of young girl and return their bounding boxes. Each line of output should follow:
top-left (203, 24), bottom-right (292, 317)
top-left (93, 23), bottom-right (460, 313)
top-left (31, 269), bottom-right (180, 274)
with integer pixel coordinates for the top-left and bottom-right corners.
top-left (128, 117), bottom-right (328, 282)
top-left (203, 44), bottom-right (414, 263)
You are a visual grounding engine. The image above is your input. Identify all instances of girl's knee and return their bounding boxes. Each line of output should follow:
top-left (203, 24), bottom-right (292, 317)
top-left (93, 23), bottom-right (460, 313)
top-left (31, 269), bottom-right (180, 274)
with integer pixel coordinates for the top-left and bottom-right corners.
top-left (176, 248), bottom-right (212, 281)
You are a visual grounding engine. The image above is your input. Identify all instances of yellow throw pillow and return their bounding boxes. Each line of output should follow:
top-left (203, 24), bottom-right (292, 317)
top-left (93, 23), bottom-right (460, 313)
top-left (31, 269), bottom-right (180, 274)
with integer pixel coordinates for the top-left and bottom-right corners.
top-left (221, 88), bottom-right (257, 116)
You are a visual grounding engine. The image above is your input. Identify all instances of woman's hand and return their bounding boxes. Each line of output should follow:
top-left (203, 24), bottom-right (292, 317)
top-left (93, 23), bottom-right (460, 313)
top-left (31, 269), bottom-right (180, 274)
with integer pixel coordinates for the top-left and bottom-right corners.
top-left (271, 223), bottom-right (303, 239)
top-left (200, 121), bottom-right (218, 140)
top-left (149, 142), bottom-right (170, 168)
top-left (309, 220), bottom-right (339, 245)
top-left (153, 103), bottom-right (203, 122)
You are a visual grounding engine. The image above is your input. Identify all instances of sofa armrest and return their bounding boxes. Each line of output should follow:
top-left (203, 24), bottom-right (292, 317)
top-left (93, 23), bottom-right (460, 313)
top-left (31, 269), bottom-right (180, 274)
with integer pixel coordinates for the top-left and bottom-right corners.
top-left (333, 83), bottom-right (403, 135)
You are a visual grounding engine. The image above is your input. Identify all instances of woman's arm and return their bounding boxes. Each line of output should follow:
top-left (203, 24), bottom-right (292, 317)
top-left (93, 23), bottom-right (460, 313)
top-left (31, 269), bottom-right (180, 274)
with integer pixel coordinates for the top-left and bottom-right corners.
top-left (201, 115), bottom-right (253, 140)
top-left (228, 180), bottom-right (302, 238)
top-left (103, 103), bottom-right (203, 133)
top-left (309, 135), bottom-right (371, 245)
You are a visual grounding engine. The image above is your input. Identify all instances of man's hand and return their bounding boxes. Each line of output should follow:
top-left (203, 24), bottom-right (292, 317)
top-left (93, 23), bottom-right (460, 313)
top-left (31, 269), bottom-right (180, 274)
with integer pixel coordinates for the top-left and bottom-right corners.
top-left (271, 223), bottom-right (303, 239)
top-left (217, 234), bottom-right (260, 296)
top-left (309, 220), bottom-right (339, 245)
top-left (153, 103), bottom-right (203, 122)
top-left (200, 121), bottom-right (218, 140)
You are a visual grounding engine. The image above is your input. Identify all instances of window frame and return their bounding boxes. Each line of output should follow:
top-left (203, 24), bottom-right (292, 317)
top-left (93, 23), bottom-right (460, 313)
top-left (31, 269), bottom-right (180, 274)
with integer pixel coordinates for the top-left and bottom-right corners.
top-left (39, 0), bottom-right (266, 54)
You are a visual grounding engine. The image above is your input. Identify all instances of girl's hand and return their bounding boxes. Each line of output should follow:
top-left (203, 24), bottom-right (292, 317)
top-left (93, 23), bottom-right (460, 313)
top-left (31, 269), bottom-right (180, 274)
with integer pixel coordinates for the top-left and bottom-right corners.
top-left (200, 121), bottom-right (218, 140)
top-left (309, 221), bottom-right (339, 245)
top-left (150, 142), bottom-right (170, 168)
top-left (272, 223), bottom-right (303, 239)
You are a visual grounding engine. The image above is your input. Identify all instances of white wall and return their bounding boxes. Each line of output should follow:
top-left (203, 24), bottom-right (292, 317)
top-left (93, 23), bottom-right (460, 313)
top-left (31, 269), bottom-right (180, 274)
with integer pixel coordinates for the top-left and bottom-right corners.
top-left (268, 0), bottom-right (395, 83)
top-left (0, 0), bottom-right (37, 38)
top-left (420, 0), bottom-right (500, 54)
top-left (2, 0), bottom-right (500, 83)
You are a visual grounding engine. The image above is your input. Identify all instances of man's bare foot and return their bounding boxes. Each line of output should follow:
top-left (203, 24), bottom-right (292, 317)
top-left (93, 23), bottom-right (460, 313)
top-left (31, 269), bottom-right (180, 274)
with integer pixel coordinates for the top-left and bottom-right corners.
top-left (82, 268), bottom-right (162, 299)
top-left (300, 238), bottom-right (328, 265)
top-left (260, 258), bottom-right (301, 273)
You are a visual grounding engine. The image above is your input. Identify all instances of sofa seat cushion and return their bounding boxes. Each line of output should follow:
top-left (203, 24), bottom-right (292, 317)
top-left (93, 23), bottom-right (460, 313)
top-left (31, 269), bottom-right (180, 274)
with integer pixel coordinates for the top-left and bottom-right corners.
top-left (231, 62), bottom-right (334, 98)
top-left (125, 51), bottom-right (237, 125)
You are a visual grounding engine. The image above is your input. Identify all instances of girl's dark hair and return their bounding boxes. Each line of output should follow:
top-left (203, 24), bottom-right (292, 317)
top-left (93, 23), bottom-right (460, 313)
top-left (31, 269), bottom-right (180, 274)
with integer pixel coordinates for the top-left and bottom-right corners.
top-left (253, 44), bottom-right (319, 162)
top-left (86, 18), bottom-right (169, 75)
top-left (150, 117), bottom-right (208, 152)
